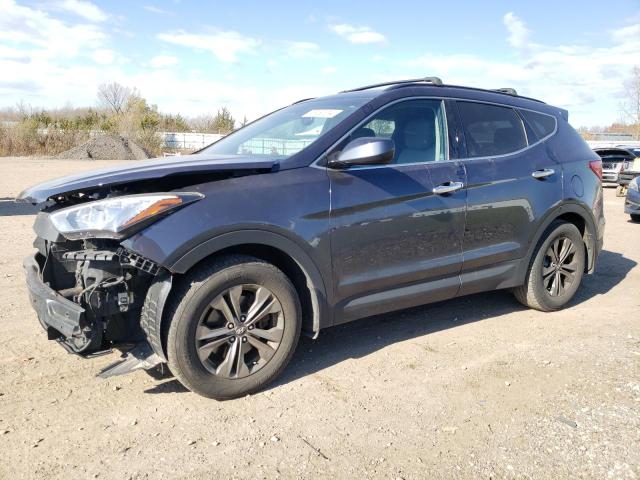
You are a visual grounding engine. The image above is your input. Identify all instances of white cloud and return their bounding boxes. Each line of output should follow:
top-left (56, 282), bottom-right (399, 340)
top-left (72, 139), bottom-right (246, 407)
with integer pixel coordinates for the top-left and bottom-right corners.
top-left (91, 48), bottom-right (115, 64)
top-left (405, 15), bottom-right (640, 126)
top-left (0, 1), bottom-right (637, 129)
top-left (143, 4), bottom-right (173, 15)
top-left (0, 0), bottom-right (106, 59)
top-left (286, 41), bottom-right (321, 58)
top-left (57, 0), bottom-right (108, 22)
top-left (0, 0), bottom-right (114, 106)
top-left (149, 55), bottom-right (179, 68)
top-left (610, 23), bottom-right (640, 43)
top-left (157, 30), bottom-right (260, 63)
top-left (0, 44), bottom-right (30, 61)
top-left (329, 23), bottom-right (387, 44)
top-left (503, 12), bottom-right (531, 49)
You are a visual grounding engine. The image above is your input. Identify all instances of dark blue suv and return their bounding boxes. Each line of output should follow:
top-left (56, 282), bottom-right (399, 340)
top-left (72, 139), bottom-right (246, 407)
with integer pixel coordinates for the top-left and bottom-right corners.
top-left (19, 77), bottom-right (605, 398)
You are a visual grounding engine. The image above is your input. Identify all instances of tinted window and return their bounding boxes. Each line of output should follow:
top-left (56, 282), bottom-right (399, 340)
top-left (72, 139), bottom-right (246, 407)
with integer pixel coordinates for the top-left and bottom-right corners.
top-left (520, 109), bottom-right (556, 139)
top-left (457, 102), bottom-right (527, 157)
top-left (348, 99), bottom-right (447, 163)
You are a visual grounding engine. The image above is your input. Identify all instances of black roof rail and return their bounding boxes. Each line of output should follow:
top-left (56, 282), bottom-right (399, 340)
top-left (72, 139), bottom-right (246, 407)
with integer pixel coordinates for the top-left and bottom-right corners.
top-left (291, 97), bottom-right (315, 104)
top-left (341, 76), bottom-right (443, 93)
top-left (493, 88), bottom-right (518, 96)
top-left (339, 79), bottom-right (545, 104)
top-left (444, 84), bottom-right (545, 104)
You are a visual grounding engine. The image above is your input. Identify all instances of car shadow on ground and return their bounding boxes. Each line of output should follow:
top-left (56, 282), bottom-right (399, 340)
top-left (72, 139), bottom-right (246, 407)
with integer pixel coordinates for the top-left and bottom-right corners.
top-left (0, 197), bottom-right (40, 216)
top-left (144, 249), bottom-right (636, 396)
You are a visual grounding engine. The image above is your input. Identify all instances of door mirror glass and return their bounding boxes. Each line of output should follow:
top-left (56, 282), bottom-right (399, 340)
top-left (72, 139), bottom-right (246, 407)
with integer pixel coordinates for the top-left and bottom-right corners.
top-left (329, 137), bottom-right (395, 168)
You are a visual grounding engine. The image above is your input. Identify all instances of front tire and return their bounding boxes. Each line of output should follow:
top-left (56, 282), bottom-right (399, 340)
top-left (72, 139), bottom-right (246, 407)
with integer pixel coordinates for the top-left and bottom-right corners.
top-left (513, 221), bottom-right (586, 312)
top-left (165, 255), bottom-right (301, 399)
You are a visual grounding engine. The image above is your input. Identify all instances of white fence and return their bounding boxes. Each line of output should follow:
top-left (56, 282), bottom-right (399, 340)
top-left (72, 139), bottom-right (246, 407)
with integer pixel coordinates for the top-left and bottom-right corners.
top-left (161, 132), bottom-right (225, 150)
top-left (587, 140), bottom-right (640, 149)
top-left (161, 134), bottom-right (316, 155)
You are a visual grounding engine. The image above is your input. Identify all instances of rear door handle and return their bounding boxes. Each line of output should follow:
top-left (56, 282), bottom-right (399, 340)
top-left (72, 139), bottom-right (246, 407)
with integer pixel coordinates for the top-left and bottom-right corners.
top-left (432, 181), bottom-right (464, 195)
top-left (531, 168), bottom-right (555, 179)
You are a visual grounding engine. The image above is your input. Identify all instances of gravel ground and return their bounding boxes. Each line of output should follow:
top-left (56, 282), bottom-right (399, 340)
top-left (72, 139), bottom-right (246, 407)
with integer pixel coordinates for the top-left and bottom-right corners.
top-left (56, 134), bottom-right (150, 160)
top-left (0, 156), bottom-right (638, 480)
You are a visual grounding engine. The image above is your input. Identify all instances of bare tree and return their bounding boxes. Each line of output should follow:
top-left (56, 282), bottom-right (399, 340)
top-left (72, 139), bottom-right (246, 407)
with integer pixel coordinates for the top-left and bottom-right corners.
top-left (97, 82), bottom-right (132, 115)
top-left (621, 65), bottom-right (640, 139)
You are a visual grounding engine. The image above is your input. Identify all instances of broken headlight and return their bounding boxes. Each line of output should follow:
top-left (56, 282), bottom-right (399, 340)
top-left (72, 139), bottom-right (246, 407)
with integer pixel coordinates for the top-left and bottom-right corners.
top-left (50, 192), bottom-right (203, 239)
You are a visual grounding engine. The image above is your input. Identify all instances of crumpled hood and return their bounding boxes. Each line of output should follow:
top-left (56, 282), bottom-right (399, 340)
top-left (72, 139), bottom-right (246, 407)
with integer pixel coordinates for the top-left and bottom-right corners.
top-left (16, 154), bottom-right (280, 204)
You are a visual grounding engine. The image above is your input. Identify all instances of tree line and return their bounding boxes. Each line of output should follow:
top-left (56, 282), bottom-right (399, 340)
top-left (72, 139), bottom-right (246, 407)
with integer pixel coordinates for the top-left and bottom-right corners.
top-left (0, 81), bottom-right (240, 157)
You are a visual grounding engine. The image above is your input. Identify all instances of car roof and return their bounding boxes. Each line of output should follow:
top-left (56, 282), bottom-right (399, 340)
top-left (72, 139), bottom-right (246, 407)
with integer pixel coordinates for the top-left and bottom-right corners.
top-left (322, 77), bottom-right (564, 117)
top-left (342, 77), bottom-right (542, 102)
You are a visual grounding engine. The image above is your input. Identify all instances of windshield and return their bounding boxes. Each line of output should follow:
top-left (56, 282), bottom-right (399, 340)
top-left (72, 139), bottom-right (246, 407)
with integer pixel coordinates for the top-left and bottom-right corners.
top-left (202, 96), bottom-right (369, 159)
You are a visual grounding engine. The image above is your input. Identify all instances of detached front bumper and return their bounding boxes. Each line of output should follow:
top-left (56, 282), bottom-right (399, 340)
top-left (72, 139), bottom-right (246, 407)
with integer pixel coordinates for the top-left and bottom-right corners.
top-left (24, 251), bottom-right (165, 376)
top-left (24, 253), bottom-right (86, 348)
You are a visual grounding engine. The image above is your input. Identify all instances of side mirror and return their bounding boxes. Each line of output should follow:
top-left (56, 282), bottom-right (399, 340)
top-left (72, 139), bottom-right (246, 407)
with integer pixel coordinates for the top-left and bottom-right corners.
top-left (328, 137), bottom-right (395, 169)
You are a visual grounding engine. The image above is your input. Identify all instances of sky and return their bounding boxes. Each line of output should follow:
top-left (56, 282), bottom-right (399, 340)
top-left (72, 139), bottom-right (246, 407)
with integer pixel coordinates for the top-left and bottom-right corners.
top-left (0, 0), bottom-right (639, 127)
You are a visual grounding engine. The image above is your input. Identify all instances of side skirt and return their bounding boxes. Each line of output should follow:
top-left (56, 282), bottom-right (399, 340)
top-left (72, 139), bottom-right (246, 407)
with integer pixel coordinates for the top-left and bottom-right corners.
top-left (334, 275), bottom-right (460, 325)
top-left (457, 258), bottom-right (526, 297)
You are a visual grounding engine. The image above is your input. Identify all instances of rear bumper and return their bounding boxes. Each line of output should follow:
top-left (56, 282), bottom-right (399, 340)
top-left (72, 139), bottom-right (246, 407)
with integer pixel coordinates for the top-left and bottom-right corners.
top-left (24, 253), bottom-right (85, 340)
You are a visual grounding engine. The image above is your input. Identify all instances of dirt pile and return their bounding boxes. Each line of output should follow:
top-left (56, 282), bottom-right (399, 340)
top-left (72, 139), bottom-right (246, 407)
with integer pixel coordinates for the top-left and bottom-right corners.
top-left (57, 134), bottom-right (151, 160)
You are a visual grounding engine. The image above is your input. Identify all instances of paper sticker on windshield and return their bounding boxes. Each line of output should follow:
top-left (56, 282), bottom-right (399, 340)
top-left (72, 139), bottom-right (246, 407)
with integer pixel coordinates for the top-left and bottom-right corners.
top-left (302, 109), bottom-right (343, 119)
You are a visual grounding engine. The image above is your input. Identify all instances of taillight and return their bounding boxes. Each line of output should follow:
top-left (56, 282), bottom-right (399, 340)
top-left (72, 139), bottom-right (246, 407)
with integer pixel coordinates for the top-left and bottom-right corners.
top-left (589, 159), bottom-right (602, 180)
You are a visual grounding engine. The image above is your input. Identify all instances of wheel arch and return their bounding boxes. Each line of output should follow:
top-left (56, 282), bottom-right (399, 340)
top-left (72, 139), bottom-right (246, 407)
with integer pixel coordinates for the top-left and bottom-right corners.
top-left (526, 202), bottom-right (598, 275)
top-left (172, 229), bottom-right (328, 332)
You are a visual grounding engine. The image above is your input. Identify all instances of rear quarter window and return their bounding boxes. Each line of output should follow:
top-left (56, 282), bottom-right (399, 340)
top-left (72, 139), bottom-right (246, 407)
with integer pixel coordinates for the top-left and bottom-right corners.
top-left (457, 101), bottom-right (527, 157)
top-left (520, 109), bottom-right (557, 140)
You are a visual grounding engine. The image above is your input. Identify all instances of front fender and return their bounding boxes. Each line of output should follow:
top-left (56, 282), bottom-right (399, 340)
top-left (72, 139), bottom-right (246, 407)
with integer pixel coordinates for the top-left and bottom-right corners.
top-left (136, 228), bottom-right (331, 352)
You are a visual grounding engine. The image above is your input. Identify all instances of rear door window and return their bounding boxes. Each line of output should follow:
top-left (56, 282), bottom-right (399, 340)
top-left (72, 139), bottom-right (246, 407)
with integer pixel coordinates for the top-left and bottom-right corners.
top-left (520, 109), bottom-right (556, 140)
top-left (457, 101), bottom-right (527, 157)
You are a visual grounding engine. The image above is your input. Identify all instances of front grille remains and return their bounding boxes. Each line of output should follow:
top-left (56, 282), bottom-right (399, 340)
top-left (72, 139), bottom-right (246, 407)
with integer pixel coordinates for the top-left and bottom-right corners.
top-left (62, 248), bottom-right (160, 276)
top-left (116, 248), bottom-right (160, 276)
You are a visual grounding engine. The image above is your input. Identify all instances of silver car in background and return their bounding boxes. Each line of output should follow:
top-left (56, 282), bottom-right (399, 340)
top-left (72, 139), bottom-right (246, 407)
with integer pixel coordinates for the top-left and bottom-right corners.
top-left (594, 147), bottom-right (638, 186)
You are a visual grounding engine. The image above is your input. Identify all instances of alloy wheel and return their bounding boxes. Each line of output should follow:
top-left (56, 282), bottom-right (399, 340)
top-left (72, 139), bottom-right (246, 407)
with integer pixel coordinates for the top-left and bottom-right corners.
top-left (542, 236), bottom-right (578, 297)
top-left (195, 284), bottom-right (285, 379)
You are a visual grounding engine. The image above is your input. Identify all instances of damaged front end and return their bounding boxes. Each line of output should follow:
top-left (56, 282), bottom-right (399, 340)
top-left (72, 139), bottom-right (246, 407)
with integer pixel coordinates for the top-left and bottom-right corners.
top-left (22, 191), bottom-right (201, 377)
top-left (18, 154), bottom-right (278, 378)
top-left (24, 216), bottom-right (168, 375)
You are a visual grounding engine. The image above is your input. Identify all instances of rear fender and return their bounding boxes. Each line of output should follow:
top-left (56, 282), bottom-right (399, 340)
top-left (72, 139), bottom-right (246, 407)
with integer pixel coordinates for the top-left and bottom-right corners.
top-left (522, 201), bottom-right (598, 281)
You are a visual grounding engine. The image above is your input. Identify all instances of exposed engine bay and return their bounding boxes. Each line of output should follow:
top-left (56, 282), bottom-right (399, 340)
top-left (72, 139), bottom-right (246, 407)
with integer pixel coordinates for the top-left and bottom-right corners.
top-left (32, 234), bottom-right (157, 355)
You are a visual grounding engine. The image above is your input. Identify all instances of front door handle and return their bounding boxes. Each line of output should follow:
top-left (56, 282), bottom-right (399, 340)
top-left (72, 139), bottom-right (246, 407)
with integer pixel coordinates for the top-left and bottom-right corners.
top-left (531, 168), bottom-right (555, 179)
top-left (432, 181), bottom-right (464, 195)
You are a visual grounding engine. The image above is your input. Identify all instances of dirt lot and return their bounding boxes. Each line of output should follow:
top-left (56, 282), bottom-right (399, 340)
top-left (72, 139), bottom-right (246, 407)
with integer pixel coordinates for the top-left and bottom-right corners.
top-left (0, 157), bottom-right (638, 480)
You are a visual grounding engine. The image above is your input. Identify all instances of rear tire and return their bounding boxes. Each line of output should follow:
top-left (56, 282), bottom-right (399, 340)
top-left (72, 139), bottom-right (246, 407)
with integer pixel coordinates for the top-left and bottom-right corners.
top-left (513, 221), bottom-right (585, 312)
top-left (631, 214), bottom-right (640, 222)
top-left (165, 255), bottom-right (301, 399)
